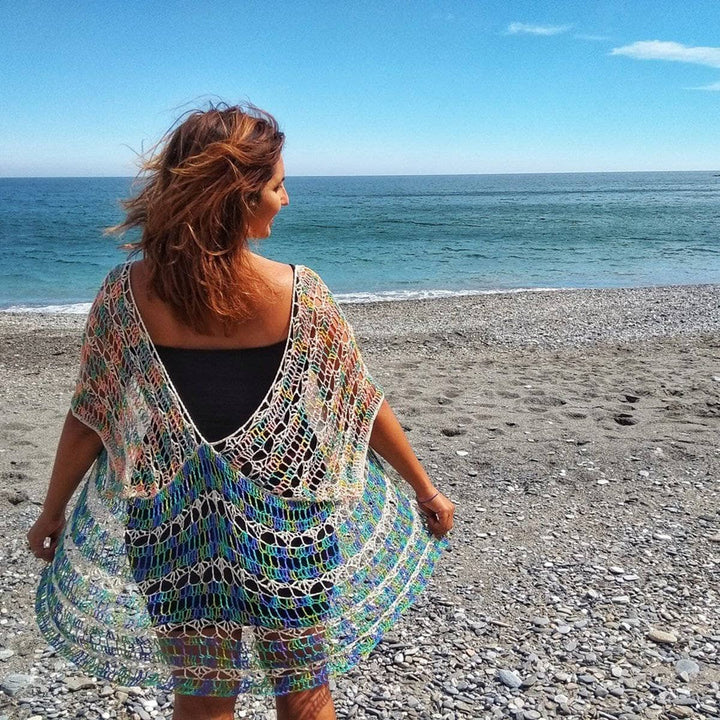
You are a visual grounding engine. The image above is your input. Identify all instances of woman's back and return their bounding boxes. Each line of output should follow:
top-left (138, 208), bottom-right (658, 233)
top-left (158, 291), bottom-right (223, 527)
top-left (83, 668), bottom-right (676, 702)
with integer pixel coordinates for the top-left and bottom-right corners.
top-left (129, 254), bottom-right (295, 350)
top-left (130, 255), bottom-right (296, 442)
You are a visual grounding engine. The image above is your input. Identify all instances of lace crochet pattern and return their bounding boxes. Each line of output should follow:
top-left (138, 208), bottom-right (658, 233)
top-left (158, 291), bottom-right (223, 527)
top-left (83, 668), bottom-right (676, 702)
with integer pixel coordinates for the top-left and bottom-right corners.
top-left (35, 262), bottom-right (449, 696)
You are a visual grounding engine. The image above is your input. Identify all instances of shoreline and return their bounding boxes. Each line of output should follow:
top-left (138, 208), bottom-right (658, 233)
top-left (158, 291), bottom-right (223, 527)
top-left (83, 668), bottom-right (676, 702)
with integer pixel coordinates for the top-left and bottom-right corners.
top-left (1, 281), bottom-right (719, 344)
top-left (1, 283), bottom-right (719, 718)
top-left (2, 280), bottom-right (719, 316)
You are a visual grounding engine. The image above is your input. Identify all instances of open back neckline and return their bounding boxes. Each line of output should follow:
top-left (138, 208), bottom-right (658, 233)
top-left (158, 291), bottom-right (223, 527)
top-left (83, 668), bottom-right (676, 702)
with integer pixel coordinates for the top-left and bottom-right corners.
top-left (153, 340), bottom-right (287, 353)
top-left (122, 261), bottom-right (301, 448)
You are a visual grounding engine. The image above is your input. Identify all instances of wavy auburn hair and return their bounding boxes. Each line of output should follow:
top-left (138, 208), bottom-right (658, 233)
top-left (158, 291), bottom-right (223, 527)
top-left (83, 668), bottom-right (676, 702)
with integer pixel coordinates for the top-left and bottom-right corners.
top-left (108, 102), bottom-right (285, 333)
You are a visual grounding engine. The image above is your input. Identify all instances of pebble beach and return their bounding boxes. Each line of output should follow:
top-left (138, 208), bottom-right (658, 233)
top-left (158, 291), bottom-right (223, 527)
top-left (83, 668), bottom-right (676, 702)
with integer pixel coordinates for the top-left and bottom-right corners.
top-left (1, 284), bottom-right (719, 720)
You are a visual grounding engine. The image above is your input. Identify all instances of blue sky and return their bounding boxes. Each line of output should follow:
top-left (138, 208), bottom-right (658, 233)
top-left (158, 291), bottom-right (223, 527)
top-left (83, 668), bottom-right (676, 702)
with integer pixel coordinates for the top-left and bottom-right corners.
top-left (1, 0), bottom-right (718, 176)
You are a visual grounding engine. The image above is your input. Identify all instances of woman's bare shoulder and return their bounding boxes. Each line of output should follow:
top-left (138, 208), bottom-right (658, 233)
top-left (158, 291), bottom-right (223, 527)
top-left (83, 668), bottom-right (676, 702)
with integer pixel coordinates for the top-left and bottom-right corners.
top-left (128, 258), bottom-right (149, 296)
top-left (250, 254), bottom-right (294, 285)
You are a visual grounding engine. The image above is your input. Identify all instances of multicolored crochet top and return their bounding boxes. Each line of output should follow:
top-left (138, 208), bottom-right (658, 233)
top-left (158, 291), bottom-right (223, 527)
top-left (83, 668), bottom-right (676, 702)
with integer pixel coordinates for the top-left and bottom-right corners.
top-left (35, 262), bottom-right (449, 697)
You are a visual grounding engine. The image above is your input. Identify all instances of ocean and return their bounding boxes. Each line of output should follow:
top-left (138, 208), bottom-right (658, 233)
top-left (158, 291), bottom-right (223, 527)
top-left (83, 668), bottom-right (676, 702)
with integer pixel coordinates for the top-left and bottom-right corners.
top-left (1, 172), bottom-right (719, 312)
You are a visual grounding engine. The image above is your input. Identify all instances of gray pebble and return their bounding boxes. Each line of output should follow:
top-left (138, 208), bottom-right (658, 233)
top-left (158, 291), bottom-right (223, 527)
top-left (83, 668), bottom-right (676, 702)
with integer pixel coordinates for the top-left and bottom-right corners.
top-left (64, 676), bottom-right (97, 692)
top-left (675, 658), bottom-right (700, 680)
top-left (531, 616), bottom-right (550, 627)
top-left (0, 673), bottom-right (35, 696)
top-left (647, 629), bottom-right (678, 644)
top-left (497, 669), bottom-right (522, 688)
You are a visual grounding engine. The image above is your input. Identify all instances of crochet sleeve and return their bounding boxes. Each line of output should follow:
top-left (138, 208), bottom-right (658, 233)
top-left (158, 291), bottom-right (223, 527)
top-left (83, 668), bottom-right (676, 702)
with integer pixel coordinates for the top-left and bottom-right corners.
top-left (69, 272), bottom-right (118, 441)
top-left (307, 270), bottom-right (385, 496)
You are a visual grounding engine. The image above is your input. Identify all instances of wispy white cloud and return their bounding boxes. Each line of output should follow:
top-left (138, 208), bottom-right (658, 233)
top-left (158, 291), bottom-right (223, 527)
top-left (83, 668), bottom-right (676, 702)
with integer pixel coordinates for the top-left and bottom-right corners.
top-left (688, 81), bottom-right (720, 91)
top-left (611, 40), bottom-right (720, 68)
top-left (506, 22), bottom-right (571, 37)
top-left (575, 34), bottom-right (611, 42)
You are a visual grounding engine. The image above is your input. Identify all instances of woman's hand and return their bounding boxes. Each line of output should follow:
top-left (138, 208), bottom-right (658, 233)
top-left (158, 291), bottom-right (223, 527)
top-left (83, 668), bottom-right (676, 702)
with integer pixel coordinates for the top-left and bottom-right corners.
top-left (27, 510), bottom-right (66, 562)
top-left (416, 490), bottom-right (455, 539)
top-left (27, 410), bottom-right (102, 563)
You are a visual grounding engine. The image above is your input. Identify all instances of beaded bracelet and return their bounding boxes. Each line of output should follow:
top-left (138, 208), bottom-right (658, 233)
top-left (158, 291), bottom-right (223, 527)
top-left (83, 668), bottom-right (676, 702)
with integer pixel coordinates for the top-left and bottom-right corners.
top-left (416, 491), bottom-right (439, 504)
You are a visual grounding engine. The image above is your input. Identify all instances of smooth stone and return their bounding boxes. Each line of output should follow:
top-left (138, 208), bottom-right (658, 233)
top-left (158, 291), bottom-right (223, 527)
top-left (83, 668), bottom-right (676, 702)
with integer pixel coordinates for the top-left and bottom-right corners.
top-left (675, 659), bottom-right (700, 680)
top-left (0, 650), bottom-right (14, 661)
top-left (667, 707), bottom-right (694, 718)
top-left (64, 675), bottom-right (97, 691)
top-left (116, 685), bottom-right (144, 695)
top-left (497, 669), bottom-right (522, 689)
top-left (647, 629), bottom-right (678, 644)
top-left (0, 673), bottom-right (35, 696)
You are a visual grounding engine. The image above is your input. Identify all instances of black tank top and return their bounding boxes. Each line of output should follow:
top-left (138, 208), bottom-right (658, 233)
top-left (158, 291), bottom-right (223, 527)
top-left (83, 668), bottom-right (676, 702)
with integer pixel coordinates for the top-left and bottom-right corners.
top-left (154, 265), bottom-right (294, 443)
top-left (155, 340), bottom-right (286, 443)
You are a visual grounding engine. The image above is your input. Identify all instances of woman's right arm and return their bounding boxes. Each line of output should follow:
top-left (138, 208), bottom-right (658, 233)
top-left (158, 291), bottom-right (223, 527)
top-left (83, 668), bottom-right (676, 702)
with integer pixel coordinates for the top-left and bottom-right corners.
top-left (27, 411), bottom-right (103, 562)
top-left (369, 399), bottom-right (455, 539)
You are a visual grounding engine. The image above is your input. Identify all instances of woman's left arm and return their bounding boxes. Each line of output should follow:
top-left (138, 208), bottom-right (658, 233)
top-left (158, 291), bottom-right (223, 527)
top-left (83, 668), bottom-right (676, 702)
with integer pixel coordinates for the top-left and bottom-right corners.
top-left (27, 411), bottom-right (103, 561)
top-left (369, 399), bottom-right (455, 538)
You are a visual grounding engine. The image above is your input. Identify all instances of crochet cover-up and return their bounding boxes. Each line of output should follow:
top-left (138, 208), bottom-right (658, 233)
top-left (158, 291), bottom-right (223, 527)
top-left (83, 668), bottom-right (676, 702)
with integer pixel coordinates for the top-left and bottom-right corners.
top-left (35, 262), bottom-right (449, 696)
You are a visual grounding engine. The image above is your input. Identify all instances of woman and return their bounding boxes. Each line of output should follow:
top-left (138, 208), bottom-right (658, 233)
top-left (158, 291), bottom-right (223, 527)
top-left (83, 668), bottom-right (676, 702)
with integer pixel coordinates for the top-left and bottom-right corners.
top-left (27, 103), bottom-right (454, 720)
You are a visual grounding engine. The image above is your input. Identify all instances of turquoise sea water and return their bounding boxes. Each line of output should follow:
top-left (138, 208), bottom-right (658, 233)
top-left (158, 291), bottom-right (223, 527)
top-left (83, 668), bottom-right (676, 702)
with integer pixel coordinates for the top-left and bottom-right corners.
top-left (1, 172), bottom-right (719, 311)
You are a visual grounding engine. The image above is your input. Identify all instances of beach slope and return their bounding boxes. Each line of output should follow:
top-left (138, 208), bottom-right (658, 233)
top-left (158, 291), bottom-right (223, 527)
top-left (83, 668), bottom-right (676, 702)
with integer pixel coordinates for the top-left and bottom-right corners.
top-left (1, 284), bottom-right (719, 718)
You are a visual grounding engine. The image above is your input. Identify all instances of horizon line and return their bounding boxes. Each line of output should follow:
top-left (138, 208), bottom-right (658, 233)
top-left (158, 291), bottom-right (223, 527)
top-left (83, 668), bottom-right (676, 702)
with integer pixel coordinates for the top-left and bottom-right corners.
top-left (1, 169), bottom-right (719, 180)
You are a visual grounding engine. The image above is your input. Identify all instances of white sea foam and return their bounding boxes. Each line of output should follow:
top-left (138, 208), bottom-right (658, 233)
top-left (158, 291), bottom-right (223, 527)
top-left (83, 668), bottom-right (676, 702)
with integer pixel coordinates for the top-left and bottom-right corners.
top-left (1, 288), bottom-right (567, 314)
top-left (2, 302), bottom-right (93, 315)
top-left (336, 286), bottom-right (564, 304)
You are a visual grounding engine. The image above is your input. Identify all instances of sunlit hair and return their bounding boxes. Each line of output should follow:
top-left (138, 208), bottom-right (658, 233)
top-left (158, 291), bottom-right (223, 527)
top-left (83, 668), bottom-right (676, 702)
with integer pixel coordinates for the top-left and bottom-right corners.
top-left (108, 102), bottom-right (285, 333)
